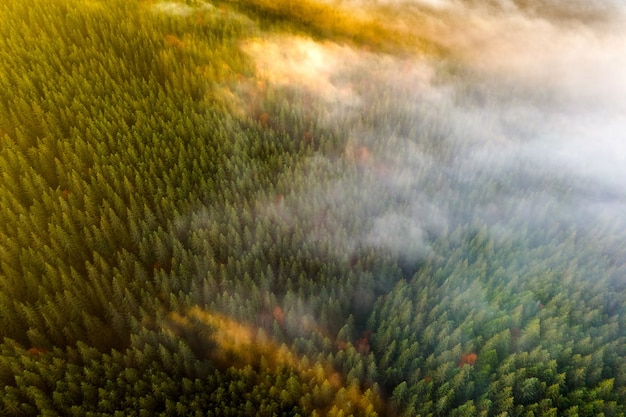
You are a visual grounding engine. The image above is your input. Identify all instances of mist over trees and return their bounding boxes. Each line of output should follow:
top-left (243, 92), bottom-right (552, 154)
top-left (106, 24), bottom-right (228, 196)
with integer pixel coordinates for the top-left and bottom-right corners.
top-left (0, 0), bottom-right (625, 416)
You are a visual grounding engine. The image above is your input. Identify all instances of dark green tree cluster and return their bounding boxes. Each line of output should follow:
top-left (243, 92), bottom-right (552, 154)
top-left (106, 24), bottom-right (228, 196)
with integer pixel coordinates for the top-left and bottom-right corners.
top-left (369, 227), bottom-right (626, 416)
top-left (0, 0), bottom-right (624, 416)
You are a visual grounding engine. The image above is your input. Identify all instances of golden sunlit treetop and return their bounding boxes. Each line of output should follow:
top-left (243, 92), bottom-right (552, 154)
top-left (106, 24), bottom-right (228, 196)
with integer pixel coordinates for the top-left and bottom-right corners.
top-left (219, 0), bottom-right (446, 56)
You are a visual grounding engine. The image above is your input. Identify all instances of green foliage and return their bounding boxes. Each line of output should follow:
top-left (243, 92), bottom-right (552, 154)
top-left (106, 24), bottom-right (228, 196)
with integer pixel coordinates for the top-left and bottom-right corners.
top-left (0, 0), bottom-right (624, 416)
top-left (368, 230), bottom-right (626, 416)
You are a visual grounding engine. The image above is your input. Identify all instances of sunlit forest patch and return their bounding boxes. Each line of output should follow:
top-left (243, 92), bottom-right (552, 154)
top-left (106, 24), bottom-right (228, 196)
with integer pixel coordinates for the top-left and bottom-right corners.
top-left (1, 0), bottom-right (625, 415)
top-left (168, 307), bottom-right (384, 415)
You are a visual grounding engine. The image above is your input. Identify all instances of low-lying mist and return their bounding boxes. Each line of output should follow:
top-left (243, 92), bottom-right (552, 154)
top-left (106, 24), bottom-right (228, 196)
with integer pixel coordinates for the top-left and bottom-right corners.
top-left (244, 0), bottom-right (626, 270)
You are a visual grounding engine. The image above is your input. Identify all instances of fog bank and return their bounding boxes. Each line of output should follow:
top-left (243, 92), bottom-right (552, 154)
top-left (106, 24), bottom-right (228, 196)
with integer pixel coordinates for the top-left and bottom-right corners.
top-left (243, 0), bottom-right (626, 267)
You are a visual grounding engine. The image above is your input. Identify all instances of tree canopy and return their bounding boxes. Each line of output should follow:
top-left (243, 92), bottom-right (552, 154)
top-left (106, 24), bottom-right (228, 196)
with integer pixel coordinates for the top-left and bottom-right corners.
top-left (0, 0), bottom-right (624, 416)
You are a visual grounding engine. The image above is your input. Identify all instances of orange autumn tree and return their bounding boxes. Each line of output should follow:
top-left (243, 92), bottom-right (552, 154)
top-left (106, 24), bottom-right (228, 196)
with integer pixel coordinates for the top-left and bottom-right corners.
top-left (459, 352), bottom-right (477, 367)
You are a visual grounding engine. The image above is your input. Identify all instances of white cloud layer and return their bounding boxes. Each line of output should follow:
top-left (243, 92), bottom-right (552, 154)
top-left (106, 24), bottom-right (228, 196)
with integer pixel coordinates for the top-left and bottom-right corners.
top-left (243, 0), bottom-right (626, 260)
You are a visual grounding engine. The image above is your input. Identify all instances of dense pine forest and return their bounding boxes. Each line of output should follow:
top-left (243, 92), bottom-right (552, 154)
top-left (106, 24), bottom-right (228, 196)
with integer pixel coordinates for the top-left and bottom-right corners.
top-left (1, 0), bottom-right (625, 415)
